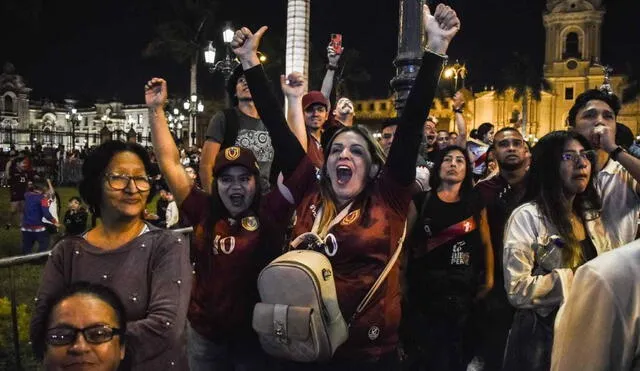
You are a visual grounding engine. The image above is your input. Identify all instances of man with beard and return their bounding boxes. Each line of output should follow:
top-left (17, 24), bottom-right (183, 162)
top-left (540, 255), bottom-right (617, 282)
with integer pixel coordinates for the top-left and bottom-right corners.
top-left (474, 127), bottom-right (528, 370)
top-left (200, 66), bottom-right (274, 194)
top-left (301, 90), bottom-right (330, 168)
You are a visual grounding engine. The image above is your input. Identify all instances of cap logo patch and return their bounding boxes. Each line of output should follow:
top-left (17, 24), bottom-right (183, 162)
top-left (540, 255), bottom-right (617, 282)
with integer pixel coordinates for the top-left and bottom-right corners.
top-left (225, 147), bottom-right (241, 161)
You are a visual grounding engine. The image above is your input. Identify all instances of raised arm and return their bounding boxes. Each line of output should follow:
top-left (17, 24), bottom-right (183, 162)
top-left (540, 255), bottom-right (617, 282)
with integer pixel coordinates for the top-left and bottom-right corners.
top-left (599, 125), bottom-right (640, 193)
top-left (387, 4), bottom-right (460, 185)
top-left (145, 78), bottom-right (193, 206)
top-left (452, 92), bottom-right (467, 147)
top-left (199, 140), bottom-right (220, 194)
top-left (231, 26), bottom-right (306, 177)
top-left (320, 44), bottom-right (342, 99)
top-left (283, 72), bottom-right (308, 151)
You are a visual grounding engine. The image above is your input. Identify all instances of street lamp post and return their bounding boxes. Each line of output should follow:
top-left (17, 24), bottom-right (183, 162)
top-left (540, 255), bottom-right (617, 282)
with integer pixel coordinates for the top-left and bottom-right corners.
top-left (204, 24), bottom-right (268, 82)
top-left (204, 23), bottom-right (238, 82)
top-left (166, 107), bottom-right (186, 143)
top-left (65, 108), bottom-right (82, 150)
top-left (183, 95), bottom-right (204, 146)
top-left (390, 0), bottom-right (425, 114)
top-left (443, 61), bottom-right (468, 91)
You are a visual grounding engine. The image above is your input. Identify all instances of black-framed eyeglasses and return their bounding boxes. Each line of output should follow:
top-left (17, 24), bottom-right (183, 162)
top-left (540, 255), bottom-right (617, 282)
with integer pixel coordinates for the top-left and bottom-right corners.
top-left (105, 173), bottom-right (152, 191)
top-left (560, 150), bottom-right (596, 164)
top-left (45, 325), bottom-right (122, 346)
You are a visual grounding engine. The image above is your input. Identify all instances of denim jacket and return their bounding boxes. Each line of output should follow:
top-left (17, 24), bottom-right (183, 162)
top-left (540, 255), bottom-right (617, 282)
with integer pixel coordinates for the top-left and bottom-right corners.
top-left (503, 202), bottom-right (614, 317)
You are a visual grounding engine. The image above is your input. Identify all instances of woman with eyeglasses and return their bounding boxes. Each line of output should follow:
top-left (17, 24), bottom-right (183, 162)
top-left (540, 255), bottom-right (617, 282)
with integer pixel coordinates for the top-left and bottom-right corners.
top-left (38, 282), bottom-right (126, 371)
top-left (502, 130), bottom-right (615, 371)
top-left (31, 140), bottom-right (192, 370)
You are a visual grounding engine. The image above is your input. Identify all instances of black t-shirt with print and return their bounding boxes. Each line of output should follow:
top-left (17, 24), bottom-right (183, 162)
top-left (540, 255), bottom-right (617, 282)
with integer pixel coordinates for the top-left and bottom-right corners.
top-left (407, 190), bottom-right (485, 305)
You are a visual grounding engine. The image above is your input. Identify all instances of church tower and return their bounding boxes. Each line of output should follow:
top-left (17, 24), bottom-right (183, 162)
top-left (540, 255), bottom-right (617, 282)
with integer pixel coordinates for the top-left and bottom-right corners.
top-left (542, 0), bottom-right (609, 129)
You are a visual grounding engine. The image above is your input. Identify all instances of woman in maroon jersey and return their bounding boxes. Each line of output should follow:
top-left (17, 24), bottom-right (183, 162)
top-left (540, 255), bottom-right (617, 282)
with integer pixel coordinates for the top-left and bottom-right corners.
top-left (145, 75), bottom-right (311, 370)
top-left (230, 3), bottom-right (460, 369)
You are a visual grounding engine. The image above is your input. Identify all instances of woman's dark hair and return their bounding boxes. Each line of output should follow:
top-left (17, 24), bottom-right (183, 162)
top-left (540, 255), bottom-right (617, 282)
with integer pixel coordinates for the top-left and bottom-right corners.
top-left (523, 130), bottom-right (601, 268)
top-left (429, 145), bottom-right (474, 199)
top-left (316, 125), bottom-right (386, 234)
top-left (476, 122), bottom-right (494, 142)
top-left (78, 141), bottom-right (156, 217)
top-left (469, 128), bottom-right (478, 140)
top-left (35, 281), bottom-right (127, 360)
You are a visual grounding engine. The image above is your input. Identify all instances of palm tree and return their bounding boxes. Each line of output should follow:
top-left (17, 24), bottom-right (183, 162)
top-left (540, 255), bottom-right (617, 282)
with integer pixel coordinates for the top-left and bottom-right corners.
top-left (496, 52), bottom-right (551, 136)
top-left (142, 0), bottom-right (220, 145)
top-left (143, 0), bottom-right (219, 98)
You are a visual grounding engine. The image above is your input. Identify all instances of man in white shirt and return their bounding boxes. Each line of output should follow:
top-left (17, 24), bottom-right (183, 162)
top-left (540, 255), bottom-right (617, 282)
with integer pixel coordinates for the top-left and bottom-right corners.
top-left (568, 89), bottom-right (640, 247)
top-left (551, 240), bottom-right (640, 370)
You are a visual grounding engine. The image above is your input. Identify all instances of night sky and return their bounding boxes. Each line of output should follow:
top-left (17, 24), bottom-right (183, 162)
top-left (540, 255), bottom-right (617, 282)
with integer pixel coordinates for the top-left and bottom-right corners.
top-left (1, 0), bottom-right (637, 106)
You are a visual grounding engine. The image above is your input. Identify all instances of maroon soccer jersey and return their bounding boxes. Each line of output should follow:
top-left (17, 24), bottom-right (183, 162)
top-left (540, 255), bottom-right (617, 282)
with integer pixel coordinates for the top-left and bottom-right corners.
top-left (307, 132), bottom-right (325, 170)
top-left (180, 159), bottom-right (316, 341)
top-left (9, 170), bottom-right (33, 202)
top-left (284, 161), bottom-right (413, 360)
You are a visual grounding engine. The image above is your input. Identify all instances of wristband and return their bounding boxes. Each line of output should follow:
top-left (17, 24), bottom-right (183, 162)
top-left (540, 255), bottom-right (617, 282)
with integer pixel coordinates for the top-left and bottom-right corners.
top-left (424, 48), bottom-right (448, 61)
top-left (610, 146), bottom-right (627, 161)
top-left (326, 64), bottom-right (338, 71)
top-left (453, 108), bottom-right (464, 114)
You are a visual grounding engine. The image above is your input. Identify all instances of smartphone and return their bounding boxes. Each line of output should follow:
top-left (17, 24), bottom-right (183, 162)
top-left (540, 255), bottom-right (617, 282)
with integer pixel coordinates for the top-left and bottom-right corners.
top-left (330, 33), bottom-right (343, 54)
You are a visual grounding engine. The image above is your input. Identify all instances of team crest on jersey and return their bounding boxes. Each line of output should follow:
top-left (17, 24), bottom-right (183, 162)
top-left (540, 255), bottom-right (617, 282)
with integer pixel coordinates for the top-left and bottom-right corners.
top-left (341, 209), bottom-right (360, 226)
top-left (241, 216), bottom-right (259, 231)
top-left (368, 325), bottom-right (380, 341)
top-left (224, 147), bottom-right (241, 161)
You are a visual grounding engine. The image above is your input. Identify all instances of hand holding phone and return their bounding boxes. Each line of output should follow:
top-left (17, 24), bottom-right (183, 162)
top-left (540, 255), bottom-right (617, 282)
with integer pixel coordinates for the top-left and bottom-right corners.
top-left (330, 33), bottom-right (343, 55)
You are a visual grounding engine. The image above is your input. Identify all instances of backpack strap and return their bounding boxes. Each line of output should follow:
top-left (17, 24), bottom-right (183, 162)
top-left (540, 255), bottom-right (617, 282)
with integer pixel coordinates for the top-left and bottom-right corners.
top-left (221, 108), bottom-right (239, 149)
top-left (349, 220), bottom-right (408, 325)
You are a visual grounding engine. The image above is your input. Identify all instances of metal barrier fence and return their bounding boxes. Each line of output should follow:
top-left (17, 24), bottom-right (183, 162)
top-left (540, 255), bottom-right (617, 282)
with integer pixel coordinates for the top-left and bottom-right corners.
top-left (0, 227), bottom-right (193, 370)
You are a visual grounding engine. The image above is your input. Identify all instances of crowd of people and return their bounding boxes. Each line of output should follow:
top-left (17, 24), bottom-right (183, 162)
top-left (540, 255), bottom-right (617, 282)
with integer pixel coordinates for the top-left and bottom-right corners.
top-left (4, 4), bottom-right (639, 371)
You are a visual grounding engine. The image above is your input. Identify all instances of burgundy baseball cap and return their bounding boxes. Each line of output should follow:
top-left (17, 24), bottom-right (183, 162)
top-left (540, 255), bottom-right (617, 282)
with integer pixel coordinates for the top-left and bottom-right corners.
top-left (302, 91), bottom-right (329, 110)
top-left (213, 146), bottom-right (260, 177)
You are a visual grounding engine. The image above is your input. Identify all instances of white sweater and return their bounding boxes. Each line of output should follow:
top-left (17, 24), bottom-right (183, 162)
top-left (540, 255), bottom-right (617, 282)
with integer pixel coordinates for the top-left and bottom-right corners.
top-left (552, 241), bottom-right (640, 371)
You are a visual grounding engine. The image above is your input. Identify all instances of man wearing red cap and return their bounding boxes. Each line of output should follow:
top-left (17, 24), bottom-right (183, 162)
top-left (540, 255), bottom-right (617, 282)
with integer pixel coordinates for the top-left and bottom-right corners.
top-left (301, 90), bottom-right (330, 168)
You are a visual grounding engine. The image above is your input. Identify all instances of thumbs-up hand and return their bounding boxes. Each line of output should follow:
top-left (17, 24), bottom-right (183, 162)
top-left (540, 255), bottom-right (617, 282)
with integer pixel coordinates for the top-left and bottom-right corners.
top-left (231, 26), bottom-right (268, 62)
top-left (423, 4), bottom-right (460, 55)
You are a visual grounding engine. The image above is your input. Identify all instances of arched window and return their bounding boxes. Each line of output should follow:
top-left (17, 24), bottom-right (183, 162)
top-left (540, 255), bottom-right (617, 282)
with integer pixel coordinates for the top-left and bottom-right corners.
top-left (4, 95), bottom-right (14, 113)
top-left (564, 32), bottom-right (581, 59)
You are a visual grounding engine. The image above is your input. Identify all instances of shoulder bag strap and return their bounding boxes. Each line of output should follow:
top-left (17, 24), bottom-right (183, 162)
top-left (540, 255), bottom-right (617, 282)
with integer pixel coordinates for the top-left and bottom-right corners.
top-left (349, 220), bottom-right (408, 325)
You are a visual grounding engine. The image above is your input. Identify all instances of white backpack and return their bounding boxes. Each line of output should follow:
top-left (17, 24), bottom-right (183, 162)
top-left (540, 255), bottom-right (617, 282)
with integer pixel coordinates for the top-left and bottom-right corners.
top-left (252, 204), bottom-right (405, 362)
